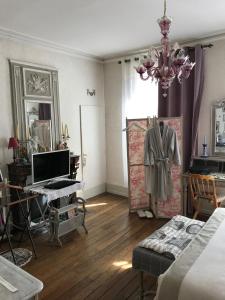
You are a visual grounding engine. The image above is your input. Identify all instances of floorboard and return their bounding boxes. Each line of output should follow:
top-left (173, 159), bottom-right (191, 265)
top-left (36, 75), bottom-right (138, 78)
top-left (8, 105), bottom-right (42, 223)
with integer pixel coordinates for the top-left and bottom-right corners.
top-left (5, 194), bottom-right (166, 299)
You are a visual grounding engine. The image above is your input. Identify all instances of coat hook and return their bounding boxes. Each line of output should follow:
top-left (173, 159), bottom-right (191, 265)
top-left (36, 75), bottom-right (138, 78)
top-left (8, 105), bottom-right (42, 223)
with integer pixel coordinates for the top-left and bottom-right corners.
top-left (87, 89), bottom-right (96, 96)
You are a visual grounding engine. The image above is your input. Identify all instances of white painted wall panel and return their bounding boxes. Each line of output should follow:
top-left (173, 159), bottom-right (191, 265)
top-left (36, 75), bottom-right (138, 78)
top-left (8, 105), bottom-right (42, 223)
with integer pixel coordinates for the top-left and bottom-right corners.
top-left (0, 37), bottom-right (104, 184)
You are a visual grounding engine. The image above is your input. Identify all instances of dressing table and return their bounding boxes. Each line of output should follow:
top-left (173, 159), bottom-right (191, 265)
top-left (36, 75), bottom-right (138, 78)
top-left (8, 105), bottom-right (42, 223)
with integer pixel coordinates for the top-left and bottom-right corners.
top-left (183, 157), bottom-right (225, 216)
top-left (183, 99), bottom-right (225, 216)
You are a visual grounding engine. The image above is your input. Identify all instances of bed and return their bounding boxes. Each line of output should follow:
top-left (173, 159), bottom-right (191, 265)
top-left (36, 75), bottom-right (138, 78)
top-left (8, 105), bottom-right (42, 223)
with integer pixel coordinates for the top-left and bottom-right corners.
top-left (155, 208), bottom-right (225, 300)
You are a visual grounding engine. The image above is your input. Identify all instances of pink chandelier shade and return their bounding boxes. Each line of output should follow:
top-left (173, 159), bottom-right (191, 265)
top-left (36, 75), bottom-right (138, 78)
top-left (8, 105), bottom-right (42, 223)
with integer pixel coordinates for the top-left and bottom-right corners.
top-left (135, 0), bottom-right (195, 98)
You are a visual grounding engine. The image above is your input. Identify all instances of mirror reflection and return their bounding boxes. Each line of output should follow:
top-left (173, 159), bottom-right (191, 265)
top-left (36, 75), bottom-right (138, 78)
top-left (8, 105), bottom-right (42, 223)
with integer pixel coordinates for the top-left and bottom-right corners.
top-left (10, 61), bottom-right (61, 154)
top-left (25, 101), bottom-right (52, 152)
top-left (215, 106), bottom-right (225, 147)
top-left (212, 99), bottom-right (225, 155)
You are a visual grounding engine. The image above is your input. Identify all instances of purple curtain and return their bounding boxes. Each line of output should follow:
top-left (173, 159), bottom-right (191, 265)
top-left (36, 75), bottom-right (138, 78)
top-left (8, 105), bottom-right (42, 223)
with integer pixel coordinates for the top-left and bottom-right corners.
top-left (39, 103), bottom-right (51, 120)
top-left (158, 45), bottom-right (205, 171)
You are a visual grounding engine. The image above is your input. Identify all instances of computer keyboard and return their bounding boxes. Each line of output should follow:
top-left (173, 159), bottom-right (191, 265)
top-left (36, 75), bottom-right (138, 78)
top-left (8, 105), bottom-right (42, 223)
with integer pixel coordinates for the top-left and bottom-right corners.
top-left (44, 180), bottom-right (79, 190)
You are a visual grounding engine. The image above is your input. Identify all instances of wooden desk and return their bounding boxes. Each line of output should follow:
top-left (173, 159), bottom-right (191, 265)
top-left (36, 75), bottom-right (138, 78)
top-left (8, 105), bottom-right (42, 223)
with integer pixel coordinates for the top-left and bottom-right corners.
top-left (7, 155), bottom-right (80, 227)
top-left (182, 172), bottom-right (225, 216)
top-left (26, 180), bottom-right (87, 246)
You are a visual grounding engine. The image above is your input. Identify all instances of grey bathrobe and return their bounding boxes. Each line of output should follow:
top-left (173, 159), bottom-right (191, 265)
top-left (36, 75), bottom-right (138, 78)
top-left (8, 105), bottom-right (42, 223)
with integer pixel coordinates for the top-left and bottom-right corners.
top-left (144, 123), bottom-right (181, 201)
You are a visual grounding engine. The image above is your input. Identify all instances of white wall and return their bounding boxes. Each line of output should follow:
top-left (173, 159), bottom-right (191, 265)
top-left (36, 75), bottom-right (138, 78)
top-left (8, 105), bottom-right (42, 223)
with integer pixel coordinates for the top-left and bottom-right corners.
top-left (0, 37), bottom-right (105, 194)
top-left (198, 39), bottom-right (225, 155)
top-left (104, 61), bottom-right (128, 196)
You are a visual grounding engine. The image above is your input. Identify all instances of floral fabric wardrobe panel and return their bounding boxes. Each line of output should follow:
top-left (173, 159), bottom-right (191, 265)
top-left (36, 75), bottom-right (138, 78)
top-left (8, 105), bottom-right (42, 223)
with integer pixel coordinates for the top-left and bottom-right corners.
top-left (127, 117), bottom-right (183, 218)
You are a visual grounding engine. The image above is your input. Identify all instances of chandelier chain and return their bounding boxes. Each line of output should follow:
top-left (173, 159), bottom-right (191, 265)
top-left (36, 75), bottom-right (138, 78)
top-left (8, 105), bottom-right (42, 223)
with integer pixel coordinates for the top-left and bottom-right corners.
top-left (164, 0), bottom-right (167, 17)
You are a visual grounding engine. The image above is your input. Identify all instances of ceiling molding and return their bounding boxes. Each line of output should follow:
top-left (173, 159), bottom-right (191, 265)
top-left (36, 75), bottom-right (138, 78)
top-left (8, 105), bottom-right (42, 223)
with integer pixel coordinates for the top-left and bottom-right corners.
top-left (9, 59), bottom-right (58, 71)
top-left (1, 24), bottom-right (225, 65)
top-left (104, 31), bottom-right (225, 63)
top-left (0, 26), bottom-right (103, 63)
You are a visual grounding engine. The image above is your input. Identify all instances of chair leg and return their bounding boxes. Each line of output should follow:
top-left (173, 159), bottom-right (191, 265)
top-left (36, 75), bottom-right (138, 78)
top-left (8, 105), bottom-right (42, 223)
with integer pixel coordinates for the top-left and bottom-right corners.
top-left (193, 199), bottom-right (202, 219)
top-left (193, 210), bottom-right (199, 219)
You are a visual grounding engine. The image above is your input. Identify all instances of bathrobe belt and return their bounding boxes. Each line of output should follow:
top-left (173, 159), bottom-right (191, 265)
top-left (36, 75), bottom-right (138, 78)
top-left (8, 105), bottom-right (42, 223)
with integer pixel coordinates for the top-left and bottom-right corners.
top-left (155, 157), bottom-right (170, 170)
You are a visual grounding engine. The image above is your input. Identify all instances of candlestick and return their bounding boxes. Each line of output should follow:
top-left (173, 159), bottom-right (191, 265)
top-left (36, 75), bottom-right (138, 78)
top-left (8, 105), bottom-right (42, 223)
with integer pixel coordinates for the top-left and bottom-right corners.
top-left (204, 135), bottom-right (206, 144)
top-left (29, 127), bottom-right (32, 138)
top-left (201, 143), bottom-right (208, 158)
top-left (26, 127), bottom-right (30, 140)
top-left (15, 124), bottom-right (19, 140)
top-left (62, 123), bottom-right (66, 136)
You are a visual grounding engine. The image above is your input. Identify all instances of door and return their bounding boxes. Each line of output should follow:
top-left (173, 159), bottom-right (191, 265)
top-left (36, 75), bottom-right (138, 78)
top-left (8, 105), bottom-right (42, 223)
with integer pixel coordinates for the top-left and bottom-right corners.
top-left (80, 105), bottom-right (106, 199)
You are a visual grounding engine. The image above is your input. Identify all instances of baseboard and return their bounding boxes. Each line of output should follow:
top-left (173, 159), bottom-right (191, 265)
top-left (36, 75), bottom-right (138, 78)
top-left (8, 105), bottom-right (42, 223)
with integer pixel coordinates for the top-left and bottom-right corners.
top-left (81, 183), bottom-right (106, 199)
top-left (106, 183), bottom-right (128, 197)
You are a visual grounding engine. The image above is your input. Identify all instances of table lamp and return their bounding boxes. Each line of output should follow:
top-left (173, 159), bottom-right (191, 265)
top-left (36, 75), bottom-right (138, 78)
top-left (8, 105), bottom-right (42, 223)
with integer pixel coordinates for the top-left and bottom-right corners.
top-left (8, 137), bottom-right (19, 163)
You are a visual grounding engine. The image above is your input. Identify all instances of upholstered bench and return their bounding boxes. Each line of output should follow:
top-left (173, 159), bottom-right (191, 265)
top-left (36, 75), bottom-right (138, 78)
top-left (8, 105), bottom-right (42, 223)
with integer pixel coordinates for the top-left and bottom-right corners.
top-left (132, 215), bottom-right (205, 299)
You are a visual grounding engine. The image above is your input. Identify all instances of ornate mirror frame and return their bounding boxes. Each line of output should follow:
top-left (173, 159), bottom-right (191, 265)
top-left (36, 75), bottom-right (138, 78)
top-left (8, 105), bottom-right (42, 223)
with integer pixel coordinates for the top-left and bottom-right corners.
top-left (9, 60), bottom-right (61, 150)
top-left (212, 99), bottom-right (225, 156)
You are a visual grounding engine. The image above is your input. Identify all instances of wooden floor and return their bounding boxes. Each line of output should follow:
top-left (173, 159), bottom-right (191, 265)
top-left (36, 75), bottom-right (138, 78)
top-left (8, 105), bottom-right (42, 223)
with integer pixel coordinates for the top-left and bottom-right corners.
top-left (19, 194), bottom-right (165, 299)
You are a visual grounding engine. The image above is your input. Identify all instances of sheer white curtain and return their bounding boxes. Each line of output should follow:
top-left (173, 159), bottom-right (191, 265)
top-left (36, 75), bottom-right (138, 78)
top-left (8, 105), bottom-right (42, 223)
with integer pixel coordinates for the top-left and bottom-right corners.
top-left (121, 57), bottom-right (158, 186)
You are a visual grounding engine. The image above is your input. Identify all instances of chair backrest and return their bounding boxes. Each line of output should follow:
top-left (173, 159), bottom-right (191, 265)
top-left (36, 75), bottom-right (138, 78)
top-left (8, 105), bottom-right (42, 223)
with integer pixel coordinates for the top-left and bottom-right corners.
top-left (189, 174), bottom-right (217, 206)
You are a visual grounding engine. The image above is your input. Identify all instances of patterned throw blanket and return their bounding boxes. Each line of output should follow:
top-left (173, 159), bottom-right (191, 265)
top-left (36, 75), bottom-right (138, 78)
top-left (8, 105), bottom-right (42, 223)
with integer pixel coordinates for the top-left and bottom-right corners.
top-left (139, 215), bottom-right (205, 259)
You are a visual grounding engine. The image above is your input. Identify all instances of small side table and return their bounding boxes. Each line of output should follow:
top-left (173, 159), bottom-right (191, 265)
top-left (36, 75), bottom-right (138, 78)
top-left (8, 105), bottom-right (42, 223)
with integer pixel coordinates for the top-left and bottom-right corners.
top-left (0, 255), bottom-right (43, 299)
top-left (49, 197), bottom-right (88, 247)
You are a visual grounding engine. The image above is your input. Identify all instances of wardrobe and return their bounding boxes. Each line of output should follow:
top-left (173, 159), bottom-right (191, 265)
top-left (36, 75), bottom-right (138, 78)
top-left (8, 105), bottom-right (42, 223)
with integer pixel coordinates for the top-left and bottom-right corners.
top-left (126, 117), bottom-right (183, 218)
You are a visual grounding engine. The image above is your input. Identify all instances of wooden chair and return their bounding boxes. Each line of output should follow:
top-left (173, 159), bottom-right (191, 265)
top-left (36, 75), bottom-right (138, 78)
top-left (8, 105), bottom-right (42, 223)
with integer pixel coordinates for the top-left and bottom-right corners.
top-left (189, 174), bottom-right (225, 219)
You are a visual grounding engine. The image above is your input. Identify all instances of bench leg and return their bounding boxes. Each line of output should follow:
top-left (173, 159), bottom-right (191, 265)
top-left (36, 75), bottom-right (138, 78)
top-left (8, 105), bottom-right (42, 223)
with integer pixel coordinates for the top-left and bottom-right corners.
top-left (139, 270), bottom-right (157, 299)
top-left (140, 271), bottom-right (144, 300)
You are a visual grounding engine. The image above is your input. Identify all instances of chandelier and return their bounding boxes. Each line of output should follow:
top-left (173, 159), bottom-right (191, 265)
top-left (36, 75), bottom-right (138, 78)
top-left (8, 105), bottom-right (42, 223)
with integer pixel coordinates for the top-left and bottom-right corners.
top-left (135, 0), bottom-right (195, 97)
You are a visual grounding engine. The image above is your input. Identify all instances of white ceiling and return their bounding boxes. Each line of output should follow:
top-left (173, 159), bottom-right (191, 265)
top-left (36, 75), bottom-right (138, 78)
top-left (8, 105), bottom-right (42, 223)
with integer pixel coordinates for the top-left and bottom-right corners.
top-left (0, 0), bottom-right (225, 60)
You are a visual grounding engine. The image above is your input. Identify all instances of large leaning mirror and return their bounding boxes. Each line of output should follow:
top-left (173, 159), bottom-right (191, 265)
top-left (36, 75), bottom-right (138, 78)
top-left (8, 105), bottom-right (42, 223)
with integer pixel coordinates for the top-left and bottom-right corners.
top-left (9, 60), bottom-right (61, 153)
top-left (212, 99), bottom-right (225, 156)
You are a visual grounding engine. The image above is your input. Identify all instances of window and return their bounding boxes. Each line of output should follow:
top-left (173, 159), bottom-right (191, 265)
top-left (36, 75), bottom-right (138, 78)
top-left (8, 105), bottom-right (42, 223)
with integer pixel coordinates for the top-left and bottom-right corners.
top-left (125, 78), bottom-right (158, 118)
top-left (121, 59), bottom-right (158, 186)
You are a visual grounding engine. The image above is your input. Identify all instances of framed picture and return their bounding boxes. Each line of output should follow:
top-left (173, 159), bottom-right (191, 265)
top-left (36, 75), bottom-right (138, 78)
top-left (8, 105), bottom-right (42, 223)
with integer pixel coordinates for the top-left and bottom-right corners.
top-left (23, 68), bottom-right (52, 98)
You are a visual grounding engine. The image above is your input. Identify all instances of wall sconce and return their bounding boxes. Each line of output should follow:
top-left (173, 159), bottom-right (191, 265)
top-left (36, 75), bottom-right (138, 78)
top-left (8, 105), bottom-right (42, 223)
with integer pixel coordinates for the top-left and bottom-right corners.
top-left (87, 89), bottom-right (96, 96)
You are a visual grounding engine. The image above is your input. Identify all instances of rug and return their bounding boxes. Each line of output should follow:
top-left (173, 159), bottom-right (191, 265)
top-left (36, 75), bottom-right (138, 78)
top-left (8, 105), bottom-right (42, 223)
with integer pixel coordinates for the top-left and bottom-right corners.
top-left (1, 248), bottom-right (32, 267)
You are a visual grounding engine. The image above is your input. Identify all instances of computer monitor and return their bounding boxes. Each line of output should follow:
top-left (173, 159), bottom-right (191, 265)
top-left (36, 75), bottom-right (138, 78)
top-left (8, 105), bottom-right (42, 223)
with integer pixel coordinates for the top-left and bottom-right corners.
top-left (32, 149), bottom-right (70, 185)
